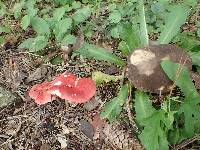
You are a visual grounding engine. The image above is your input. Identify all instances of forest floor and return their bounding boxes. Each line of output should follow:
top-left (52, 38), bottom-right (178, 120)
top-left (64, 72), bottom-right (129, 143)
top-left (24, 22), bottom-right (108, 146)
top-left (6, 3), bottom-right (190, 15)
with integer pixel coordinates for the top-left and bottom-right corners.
top-left (0, 1), bottom-right (200, 150)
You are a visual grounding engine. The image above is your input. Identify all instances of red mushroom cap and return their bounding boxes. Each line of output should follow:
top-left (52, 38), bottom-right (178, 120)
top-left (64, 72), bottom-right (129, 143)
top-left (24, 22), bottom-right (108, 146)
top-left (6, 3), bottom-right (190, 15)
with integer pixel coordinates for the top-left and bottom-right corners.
top-left (47, 75), bottom-right (96, 103)
top-left (29, 82), bottom-right (52, 105)
top-left (51, 72), bottom-right (76, 87)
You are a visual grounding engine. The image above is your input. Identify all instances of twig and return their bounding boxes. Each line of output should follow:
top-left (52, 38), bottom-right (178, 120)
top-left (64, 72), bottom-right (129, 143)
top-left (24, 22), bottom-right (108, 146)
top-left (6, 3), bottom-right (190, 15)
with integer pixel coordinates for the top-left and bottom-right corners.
top-left (173, 135), bottom-right (199, 150)
top-left (126, 85), bottom-right (139, 134)
top-left (169, 53), bottom-right (189, 97)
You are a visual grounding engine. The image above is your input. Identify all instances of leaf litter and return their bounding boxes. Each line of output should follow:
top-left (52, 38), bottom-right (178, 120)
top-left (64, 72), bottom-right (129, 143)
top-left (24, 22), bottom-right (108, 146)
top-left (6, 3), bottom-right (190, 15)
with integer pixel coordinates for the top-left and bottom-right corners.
top-left (0, 44), bottom-right (142, 149)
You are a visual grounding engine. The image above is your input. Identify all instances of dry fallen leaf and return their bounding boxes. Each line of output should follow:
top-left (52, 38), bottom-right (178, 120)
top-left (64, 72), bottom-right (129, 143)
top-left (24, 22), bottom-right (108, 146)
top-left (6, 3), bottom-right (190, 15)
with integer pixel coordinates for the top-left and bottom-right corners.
top-left (57, 134), bottom-right (68, 149)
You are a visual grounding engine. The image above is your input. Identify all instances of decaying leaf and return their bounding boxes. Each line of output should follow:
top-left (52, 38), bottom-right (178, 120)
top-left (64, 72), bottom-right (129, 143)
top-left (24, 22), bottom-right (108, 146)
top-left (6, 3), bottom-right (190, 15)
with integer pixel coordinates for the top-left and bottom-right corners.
top-left (92, 71), bottom-right (123, 86)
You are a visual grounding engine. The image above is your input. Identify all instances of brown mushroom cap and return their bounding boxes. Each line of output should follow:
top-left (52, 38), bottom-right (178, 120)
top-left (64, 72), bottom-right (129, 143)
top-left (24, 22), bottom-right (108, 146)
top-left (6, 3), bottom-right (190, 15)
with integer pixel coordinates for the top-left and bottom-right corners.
top-left (127, 44), bottom-right (192, 94)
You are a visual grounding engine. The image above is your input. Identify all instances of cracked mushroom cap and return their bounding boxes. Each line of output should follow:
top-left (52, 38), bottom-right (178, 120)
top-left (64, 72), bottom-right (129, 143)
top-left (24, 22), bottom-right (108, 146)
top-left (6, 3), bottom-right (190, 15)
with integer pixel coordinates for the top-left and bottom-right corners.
top-left (47, 72), bottom-right (96, 103)
top-left (127, 44), bottom-right (192, 94)
top-left (29, 81), bottom-right (52, 105)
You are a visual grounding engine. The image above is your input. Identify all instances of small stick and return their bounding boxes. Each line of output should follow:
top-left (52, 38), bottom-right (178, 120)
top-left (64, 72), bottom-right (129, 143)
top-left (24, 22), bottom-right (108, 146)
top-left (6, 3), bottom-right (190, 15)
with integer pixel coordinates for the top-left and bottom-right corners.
top-left (173, 135), bottom-right (199, 150)
top-left (126, 85), bottom-right (139, 134)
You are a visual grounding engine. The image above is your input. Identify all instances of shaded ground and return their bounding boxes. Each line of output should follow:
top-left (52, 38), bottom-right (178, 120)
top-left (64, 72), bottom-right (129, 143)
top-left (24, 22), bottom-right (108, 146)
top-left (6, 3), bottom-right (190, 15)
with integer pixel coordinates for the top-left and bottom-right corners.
top-left (0, 46), bottom-right (143, 149)
top-left (0, 2), bottom-right (200, 150)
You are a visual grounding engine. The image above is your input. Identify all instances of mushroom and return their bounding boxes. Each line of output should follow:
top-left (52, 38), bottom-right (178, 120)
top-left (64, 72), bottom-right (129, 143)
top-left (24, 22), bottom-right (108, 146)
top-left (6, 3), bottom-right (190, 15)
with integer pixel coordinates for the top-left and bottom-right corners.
top-left (127, 44), bottom-right (200, 94)
top-left (28, 72), bottom-right (96, 105)
top-left (29, 81), bottom-right (52, 105)
top-left (47, 72), bottom-right (96, 103)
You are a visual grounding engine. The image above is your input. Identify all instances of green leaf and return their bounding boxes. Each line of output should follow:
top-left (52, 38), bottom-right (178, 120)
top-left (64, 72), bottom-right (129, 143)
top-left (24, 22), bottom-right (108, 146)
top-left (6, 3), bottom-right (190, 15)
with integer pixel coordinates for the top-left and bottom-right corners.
top-left (92, 71), bottom-right (123, 86)
top-left (77, 43), bottom-right (125, 66)
top-left (13, 1), bottom-right (25, 18)
top-left (71, 1), bottom-right (81, 9)
top-left (108, 10), bottom-right (121, 23)
top-left (0, 36), bottom-right (5, 45)
top-left (61, 34), bottom-right (76, 45)
top-left (0, 2), bottom-right (6, 17)
top-left (118, 41), bottom-right (130, 56)
top-left (179, 95), bottom-right (200, 137)
top-left (189, 52), bottom-right (200, 66)
top-left (138, 0), bottom-right (149, 46)
top-left (53, 7), bottom-right (66, 21)
top-left (135, 91), bottom-right (156, 124)
top-left (19, 38), bottom-right (34, 49)
top-left (31, 17), bottom-right (50, 35)
top-left (54, 18), bottom-right (72, 42)
top-left (158, 4), bottom-right (190, 44)
top-left (100, 84), bottom-right (129, 122)
top-left (73, 6), bottom-right (91, 24)
top-left (197, 28), bottom-right (200, 38)
top-left (19, 36), bottom-right (48, 52)
top-left (50, 55), bottom-right (64, 65)
top-left (135, 91), bottom-right (175, 150)
top-left (139, 111), bottom-right (170, 150)
top-left (161, 60), bottom-right (198, 98)
top-left (173, 32), bottom-right (200, 51)
top-left (33, 36), bottom-right (48, 51)
top-left (21, 15), bottom-right (31, 30)
top-left (168, 128), bottom-right (180, 145)
top-left (184, 0), bottom-right (197, 7)
top-left (0, 26), bottom-right (11, 33)
top-left (25, 0), bottom-right (38, 17)
top-left (119, 23), bottom-right (141, 51)
top-left (110, 26), bottom-right (120, 38)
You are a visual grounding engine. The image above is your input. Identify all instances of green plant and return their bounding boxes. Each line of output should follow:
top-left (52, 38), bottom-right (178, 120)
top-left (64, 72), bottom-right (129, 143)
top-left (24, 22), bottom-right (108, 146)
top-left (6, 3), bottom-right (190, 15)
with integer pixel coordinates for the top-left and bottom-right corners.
top-left (5, 0), bottom-right (200, 149)
top-left (74, 0), bottom-right (200, 149)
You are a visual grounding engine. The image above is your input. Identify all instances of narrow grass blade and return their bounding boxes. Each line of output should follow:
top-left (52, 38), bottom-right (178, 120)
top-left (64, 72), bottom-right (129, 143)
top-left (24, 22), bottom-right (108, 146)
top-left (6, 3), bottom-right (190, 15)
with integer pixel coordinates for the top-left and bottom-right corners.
top-left (138, 0), bottom-right (149, 46)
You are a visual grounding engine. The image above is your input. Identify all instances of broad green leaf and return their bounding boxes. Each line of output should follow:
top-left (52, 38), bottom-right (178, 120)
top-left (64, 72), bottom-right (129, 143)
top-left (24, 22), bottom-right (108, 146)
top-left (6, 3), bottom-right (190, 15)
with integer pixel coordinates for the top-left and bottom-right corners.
top-left (189, 52), bottom-right (200, 66)
top-left (0, 36), bottom-right (5, 45)
top-left (61, 34), bottom-right (76, 45)
top-left (21, 15), bottom-right (30, 30)
top-left (110, 26), bottom-right (120, 38)
top-left (100, 84), bottom-right (129, 122)
top-left (108, 3), bottom-right (116, 11)
top-left (54, 18), bottom-right (72, 42)
top-left (13, 1), bottom-right (25, 18)
top-left (138, 0), bottom-right (149, 46)
top-left (161, 60), bottom-right (198, 97)
top-left (135, 91), bottom-right (156, 124)
top-left (119, 23), bottom-right (141, 51)
top-left (118, 41), bottom-right (130, 56)
top-left (53, 7), bottom-right (66, 21)
top-left (71, 1), bottom-right (81, 9)
top-left (77, 43), bottom-right (125, 66)
top-left (0, 1), bottom-right (6, 17)
top-left (31, 17), bottom-right (50, 35)
top-left (92, 71), bottom-right (123, 86)
top-left (19, 38), bottom-right (34, 49)
top-left (0, 26), bottom-right (11, 33)
top-left (179, 95), bottom-right (200, 137)
top-left (173, 32), bottom-right (200, 51)
top-left (135, 91), bottom-right (175, 150)
top-left (139, 111), bottom-right (170, 150)
top-left (197, 28), bottom-right (200, 38)
top-left (158, 4), bottom-right (190, 44)
top-left (50, 55), bottom-right (64, 65)
top-left (184, 0), bottom-right (197, 7)
top-left (168, 128), bottom-right (180, 145)
top-left (108, 10), bottom-right (121, 23)
top-left (73, 6), bottom-right (91, 24)
top-left (33, 36), bottom-right (48, 51)
top-left (19, 36), bottom-right (48, 52)
top-left (25, 0), bottom-right (38, 17)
